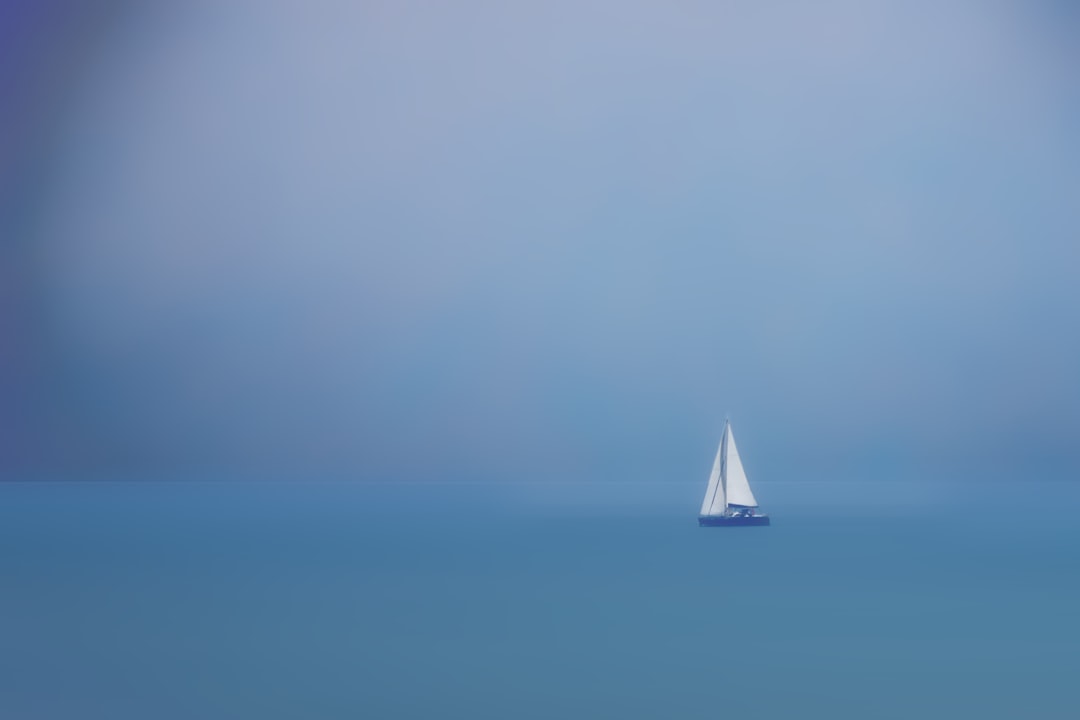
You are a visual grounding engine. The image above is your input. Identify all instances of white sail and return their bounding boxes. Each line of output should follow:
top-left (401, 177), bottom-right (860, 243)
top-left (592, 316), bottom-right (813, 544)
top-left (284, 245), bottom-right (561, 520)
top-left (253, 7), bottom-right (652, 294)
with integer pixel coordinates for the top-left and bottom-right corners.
top-left (723, 425), bottom-right (758, 508)
top-left (699, 431), bottom-right (726, 516)
top-left (699, 421), bottom-right (759, 516)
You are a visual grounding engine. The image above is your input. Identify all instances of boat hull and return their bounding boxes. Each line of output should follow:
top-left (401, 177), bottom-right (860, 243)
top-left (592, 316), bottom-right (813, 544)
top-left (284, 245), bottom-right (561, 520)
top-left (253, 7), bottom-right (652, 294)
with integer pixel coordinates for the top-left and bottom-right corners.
top-left (699, 515), bottom-right (770, 527)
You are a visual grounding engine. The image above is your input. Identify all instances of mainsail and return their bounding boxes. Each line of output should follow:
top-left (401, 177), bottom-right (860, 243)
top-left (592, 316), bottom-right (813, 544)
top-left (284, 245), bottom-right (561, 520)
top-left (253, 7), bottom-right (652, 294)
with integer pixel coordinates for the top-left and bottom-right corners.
top-left (723, 426), bottom-right (758, 507)
top-left (699, 421), bottom-right (758, 516)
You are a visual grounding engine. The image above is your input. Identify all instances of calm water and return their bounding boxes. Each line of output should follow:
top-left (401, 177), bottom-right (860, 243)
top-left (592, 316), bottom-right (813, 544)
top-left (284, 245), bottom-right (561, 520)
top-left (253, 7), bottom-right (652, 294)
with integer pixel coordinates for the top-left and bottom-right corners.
top-left (2, 480), bottom-right (1078, 719)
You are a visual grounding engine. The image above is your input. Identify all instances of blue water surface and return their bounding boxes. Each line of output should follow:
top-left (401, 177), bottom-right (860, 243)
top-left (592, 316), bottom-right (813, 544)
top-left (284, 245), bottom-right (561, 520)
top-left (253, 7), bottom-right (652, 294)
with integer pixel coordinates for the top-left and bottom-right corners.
top-left (1, 479), bottom-right (1078, 719)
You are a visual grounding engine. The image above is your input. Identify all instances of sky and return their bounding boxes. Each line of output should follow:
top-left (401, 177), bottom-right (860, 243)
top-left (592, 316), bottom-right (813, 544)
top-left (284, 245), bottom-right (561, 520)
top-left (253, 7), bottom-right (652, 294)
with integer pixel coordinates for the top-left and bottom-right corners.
top-left (3, 0), bottom-right (1079, 482)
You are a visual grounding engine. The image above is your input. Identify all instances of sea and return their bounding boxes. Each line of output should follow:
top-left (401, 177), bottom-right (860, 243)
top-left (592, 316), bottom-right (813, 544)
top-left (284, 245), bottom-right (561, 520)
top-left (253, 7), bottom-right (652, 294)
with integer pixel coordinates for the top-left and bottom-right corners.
top-left (2, 479), bottom-right (1078, 719)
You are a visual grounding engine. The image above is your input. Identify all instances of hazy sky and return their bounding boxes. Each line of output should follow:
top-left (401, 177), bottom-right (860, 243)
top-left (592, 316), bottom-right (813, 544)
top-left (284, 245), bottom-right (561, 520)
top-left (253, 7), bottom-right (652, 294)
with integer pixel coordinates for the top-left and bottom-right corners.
top-left (4, 0), bottom-right (1079, 481)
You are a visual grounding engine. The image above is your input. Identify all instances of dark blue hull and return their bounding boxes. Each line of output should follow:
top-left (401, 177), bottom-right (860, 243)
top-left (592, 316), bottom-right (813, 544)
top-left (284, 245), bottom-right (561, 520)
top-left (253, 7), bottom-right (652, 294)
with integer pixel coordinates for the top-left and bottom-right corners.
top-left (699, 515), bottom-right (770, 527)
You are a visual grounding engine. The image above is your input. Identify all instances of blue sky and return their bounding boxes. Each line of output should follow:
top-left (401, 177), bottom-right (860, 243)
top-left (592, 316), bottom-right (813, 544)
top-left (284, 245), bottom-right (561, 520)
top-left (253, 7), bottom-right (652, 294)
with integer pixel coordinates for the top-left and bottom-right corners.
top-left (3, 0), bottom-right (1079, 481)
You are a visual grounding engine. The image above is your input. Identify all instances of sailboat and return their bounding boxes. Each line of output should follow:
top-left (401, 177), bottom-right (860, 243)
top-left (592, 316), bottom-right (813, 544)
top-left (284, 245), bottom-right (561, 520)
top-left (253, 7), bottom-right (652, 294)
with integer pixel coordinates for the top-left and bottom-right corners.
top-left (699, 420), bottom-right (770, 526)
